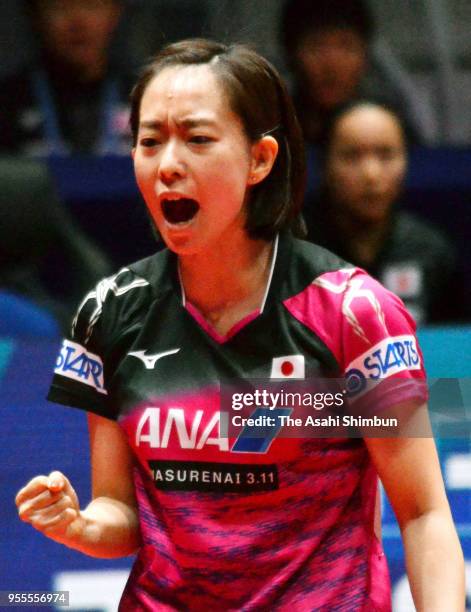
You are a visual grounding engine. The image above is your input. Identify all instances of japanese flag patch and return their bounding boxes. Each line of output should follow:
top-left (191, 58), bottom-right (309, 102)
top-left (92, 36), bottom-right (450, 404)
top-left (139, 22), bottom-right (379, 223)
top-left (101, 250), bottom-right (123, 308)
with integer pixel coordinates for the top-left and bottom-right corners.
top-left (270, 355), bottom-right (305, 379)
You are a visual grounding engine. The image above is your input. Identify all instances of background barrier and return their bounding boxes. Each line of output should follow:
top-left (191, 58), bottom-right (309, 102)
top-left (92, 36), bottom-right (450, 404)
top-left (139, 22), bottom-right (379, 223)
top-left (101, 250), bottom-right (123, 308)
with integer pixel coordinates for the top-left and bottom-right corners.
top-left (46, 151), bottom-right (471, 292)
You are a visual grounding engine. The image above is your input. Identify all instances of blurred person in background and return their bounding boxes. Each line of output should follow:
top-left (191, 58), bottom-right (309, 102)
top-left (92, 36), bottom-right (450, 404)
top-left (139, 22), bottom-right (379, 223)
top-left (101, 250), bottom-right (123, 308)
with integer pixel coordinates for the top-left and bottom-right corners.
top-left (304, 100), bottom-right (469, 325)
top-left (0, 157), bottom-right (112, 331)
top-left (280, 0), bottom-right (421, 146)
top-left (0, 0), bottom-right (133, 156)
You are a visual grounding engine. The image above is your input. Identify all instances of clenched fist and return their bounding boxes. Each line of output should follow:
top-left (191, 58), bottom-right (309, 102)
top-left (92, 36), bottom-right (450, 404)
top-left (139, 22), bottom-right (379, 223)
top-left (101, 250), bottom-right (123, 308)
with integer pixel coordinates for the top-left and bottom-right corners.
top-left (15, 471), bottom-right (85, 546)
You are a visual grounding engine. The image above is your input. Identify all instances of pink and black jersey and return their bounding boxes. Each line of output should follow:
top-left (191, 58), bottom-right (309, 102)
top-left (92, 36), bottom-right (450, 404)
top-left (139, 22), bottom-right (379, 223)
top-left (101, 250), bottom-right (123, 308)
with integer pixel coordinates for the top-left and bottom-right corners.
top-left (48, 234), bottom-right (427, 611)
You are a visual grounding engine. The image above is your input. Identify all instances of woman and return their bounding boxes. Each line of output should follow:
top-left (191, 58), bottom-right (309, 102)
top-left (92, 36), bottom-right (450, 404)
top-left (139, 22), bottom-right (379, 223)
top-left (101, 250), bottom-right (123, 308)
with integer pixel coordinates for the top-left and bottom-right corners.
top-left (304, 100), bottom-right (468, 325)
top-left (15, 40), bottom-right (464, 610)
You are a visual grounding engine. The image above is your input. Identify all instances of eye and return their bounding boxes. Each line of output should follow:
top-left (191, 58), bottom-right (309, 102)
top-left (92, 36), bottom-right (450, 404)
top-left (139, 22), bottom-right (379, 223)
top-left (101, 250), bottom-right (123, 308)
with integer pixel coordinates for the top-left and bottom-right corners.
top-left (339, 150), bottom-right (360, 163)
top-left (140, 137), bottom-right (160, 148)
top-left (189, 135), bottom-right (212, 144)
top-left (377, 148), bottom-right (396, 162)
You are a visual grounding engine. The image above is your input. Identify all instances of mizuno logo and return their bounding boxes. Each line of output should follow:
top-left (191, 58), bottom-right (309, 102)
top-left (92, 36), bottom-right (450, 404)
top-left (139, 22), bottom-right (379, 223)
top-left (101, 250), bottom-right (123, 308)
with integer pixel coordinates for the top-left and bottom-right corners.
top-left (128, 348), bottom-right (180, 369)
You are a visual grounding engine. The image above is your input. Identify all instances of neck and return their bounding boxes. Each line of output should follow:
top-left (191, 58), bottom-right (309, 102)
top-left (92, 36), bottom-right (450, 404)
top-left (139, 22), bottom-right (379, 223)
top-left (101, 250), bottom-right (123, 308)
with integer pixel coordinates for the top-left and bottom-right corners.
top-left (179, 231), bottom-right (274, 319)
top-left (44, 51), bottom-right (108, 84)
top-left (77, 58), bottom-right (108, 83)
top-left (334, 209), bottom-right (390, 268)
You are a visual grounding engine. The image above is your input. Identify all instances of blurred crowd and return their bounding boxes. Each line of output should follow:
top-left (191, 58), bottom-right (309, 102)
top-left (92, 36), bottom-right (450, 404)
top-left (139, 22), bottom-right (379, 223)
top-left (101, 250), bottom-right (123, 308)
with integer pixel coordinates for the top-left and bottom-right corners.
top-left (0, 0), bottom-right (470, 333)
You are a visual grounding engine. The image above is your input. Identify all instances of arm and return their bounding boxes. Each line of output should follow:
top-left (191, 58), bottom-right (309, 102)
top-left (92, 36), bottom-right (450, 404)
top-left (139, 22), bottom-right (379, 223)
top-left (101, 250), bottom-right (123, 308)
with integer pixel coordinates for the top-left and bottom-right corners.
top-left (365, 403), bottom-right (465, 611)
top-left (16, 413), bottom-right (141, 559)
top-left (76, 412), bottom-right (141, 558)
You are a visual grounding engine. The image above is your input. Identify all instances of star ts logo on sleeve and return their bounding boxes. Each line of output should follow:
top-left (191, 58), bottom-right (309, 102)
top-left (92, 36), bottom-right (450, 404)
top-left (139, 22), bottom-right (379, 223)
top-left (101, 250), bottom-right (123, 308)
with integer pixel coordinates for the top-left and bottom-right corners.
top-left (54, 339), bottom-right (107, 394)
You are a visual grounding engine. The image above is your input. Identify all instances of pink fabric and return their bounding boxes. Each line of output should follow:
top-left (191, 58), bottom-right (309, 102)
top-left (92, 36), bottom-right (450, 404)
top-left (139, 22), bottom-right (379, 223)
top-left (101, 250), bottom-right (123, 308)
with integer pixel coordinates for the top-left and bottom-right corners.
top-left (185, 301), bottom-right (260, 344)
top-left (119, 387), bottom-right (393, 610)
top-left (116, 267), bottom-right (426, 610)
top-left (284, 268), bottom-right (426, 381)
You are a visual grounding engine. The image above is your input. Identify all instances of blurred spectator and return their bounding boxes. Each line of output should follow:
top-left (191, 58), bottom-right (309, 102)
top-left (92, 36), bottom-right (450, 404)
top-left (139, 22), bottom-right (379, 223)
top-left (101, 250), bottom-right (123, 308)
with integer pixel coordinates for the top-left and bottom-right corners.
top-left (280, 0), bottom-right (422, 145)
top-left (304, 100), bottom-right (469, 325)
top-left (0, 157), bottom-right (113, 329)
top-left (0, 0), bottom-right (133, 156)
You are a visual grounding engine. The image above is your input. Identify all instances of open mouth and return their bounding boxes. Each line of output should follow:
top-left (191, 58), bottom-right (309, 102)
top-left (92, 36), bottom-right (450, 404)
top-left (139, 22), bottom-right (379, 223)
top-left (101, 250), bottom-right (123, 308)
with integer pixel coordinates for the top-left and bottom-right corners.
top-left (161, 198), bottom-right (200, 224)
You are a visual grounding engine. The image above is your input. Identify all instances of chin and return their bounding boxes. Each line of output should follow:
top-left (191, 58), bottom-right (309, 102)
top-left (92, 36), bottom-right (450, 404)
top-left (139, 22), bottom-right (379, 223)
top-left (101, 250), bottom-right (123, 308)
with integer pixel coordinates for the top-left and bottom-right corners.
top-left (162, 232), bottom-right (202, 256)
top-left (353, 200), bottom-right (391, 222)
top-left (359, 212), bottom-right (390, 226)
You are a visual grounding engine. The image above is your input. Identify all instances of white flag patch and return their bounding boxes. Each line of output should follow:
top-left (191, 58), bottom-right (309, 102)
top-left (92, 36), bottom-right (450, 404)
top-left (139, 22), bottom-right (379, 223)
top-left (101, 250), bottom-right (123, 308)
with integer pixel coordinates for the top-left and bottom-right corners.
top-left (270, 355), bottom-right (305, 379)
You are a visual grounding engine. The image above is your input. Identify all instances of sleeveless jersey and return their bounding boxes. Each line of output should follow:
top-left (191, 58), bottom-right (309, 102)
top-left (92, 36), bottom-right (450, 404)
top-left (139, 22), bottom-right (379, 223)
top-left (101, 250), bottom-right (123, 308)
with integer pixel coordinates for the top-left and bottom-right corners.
top-left (48, 234), bottom-right (427, 611)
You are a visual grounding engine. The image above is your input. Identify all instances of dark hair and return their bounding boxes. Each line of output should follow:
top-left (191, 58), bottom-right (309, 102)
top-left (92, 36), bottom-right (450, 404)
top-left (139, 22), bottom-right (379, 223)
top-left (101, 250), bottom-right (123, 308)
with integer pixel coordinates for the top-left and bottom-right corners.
top-left (281, 0), bottom-right (374, 62)
top-left (25, 0), bottom-right (123, 10)
top-left (318, 99), bottom-right (408, 164)
top-left (130, 38), bottom-right (306, 240)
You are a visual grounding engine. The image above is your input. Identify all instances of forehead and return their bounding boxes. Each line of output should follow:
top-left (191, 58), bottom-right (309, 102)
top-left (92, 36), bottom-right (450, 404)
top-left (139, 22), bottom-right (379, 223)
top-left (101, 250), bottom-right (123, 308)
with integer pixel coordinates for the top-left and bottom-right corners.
top-left (139, 64), bottom-right (230, 122)
top-left (301, 27), bottom-right (365, 48)
top-left (333, 106), bottom-right (404, 147)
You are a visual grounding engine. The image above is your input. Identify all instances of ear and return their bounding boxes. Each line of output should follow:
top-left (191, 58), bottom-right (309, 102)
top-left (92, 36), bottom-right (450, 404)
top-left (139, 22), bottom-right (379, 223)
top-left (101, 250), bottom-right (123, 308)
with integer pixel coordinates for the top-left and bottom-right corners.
top-left (248, 135), bottom-right (279, 186)
top-left (131, 147), bottom-right (136, 160)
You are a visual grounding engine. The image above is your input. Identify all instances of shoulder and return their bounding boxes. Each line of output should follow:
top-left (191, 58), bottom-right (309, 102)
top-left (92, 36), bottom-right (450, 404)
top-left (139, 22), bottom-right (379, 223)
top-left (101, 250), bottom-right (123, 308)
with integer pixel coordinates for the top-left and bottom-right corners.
top-left (0, 67), bottom-right (34, 105)
top-left (285, 257), bottom-right (412, 334)
top-left (393, 212), bottom-right (454, 255)
top-left (72, 249), bottom-right (174, 348)
top-left (283, 236), bottom-right (352, 293)
top-left (0, 66), bottom-right (32, 89)
top-left (333, 268), bottom-right (418, 346)
top-left (387, 212), bottom-right (457, 278)
top-left (283, 256), bottom-right (419, 373)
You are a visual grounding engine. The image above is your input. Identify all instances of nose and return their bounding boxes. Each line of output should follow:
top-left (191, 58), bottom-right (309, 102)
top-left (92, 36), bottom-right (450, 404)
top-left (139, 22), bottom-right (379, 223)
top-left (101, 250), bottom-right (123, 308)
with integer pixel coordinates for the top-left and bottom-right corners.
top-left (158, 140), bottom-right (186, 185)
top-left (361, 156), bottom-right (382, 183)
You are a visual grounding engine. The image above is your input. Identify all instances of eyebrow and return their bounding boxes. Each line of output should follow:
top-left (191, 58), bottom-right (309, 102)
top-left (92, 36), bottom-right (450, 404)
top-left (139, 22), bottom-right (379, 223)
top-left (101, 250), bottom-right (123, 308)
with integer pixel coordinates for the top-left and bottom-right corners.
top-left (139, 118), bottom-right (218, 130)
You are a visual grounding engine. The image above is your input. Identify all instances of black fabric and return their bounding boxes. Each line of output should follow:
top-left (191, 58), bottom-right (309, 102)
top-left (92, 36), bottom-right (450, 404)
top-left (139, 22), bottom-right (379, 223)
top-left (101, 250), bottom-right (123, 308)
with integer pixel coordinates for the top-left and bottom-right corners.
top-left (0, 62), bottom-right (133, 155)
top-left (47, 235), bottom-right (349, 419)
top-left (305, 196), bottom-right (470, 324)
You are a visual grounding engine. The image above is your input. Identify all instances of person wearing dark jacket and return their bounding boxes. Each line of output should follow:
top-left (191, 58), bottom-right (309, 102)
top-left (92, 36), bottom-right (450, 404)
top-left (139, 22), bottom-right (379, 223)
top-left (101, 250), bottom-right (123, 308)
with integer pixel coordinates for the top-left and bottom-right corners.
top-left (0, 0), bottom-right (132, 156)
top-left (305, 100), bottom-right (469, 325)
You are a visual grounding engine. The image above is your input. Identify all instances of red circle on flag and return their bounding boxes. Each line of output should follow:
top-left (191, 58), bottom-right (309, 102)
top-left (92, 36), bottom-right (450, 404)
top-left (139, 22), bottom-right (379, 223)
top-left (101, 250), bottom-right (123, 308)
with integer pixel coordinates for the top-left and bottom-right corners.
top-left (281, 361), bottom-right (294, 376)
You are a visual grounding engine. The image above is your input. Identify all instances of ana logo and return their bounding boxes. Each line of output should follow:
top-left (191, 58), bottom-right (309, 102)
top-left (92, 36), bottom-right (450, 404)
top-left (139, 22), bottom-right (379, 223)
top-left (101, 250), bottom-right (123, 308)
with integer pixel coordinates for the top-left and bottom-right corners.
top-left (270, 355), bottom-right (305, 379)
top-left (345, 335), bottom-right (421, 395)
top-left (128, 348), bottom-right (180, 370)
top-left (136, 407), bottom-right (224, 450)
top-left (135, 406), bottom-right (288, 454)
top-left (55, 339), bottom-right (107, 394)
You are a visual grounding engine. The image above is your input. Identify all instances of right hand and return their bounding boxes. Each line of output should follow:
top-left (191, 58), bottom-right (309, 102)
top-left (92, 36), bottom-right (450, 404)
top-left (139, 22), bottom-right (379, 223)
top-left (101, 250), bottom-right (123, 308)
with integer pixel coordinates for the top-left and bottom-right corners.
top-left (15, 471), bottom-right (85, 546)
